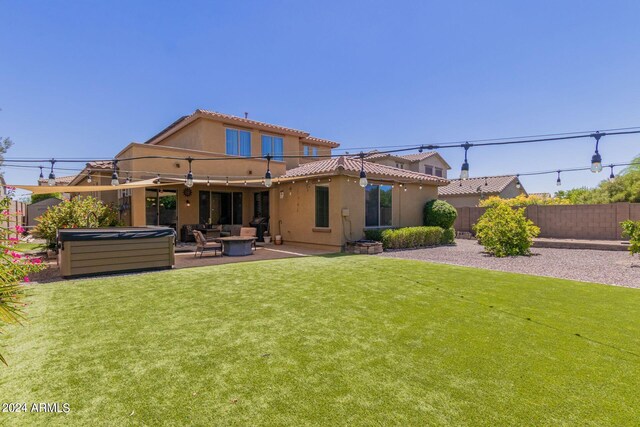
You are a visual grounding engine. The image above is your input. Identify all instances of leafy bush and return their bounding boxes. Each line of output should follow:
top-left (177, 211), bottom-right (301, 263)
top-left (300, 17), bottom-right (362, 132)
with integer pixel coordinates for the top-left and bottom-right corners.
top-left (364, 228), bottom-right (389, 242)
top-left (0, 186), bottom-right (46, 365)
top-left (33, 196), bottom-right (121, 244)
top-left (621, 220), bottom-right (640, 256)
top-left (441, 227), bottom-right (455, 245)
top-left (423, 199), bottom-right (458, 229)
top-left (480, 194), bottom-right (570, 207)
top-left (381, 226), bottom-right (443, 249)
top-left (473, 203), bottom-right (540, 257)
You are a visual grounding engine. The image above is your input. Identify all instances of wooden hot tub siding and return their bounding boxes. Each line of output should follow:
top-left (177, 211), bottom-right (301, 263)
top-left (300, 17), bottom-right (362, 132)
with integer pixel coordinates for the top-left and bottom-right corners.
top-left (58, 229), bottom-right (175, 278)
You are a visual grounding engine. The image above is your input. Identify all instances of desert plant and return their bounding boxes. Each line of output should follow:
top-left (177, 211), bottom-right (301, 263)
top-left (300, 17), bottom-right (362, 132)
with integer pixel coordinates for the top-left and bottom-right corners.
top-left (381, 226), bottom-right (444, 249)
top-left (423, 199), bottom-right (457, 229)
top-left (33, 196), bottom-right (121, 244)
top-left (621, 220), bottom-right (640, 256)
top-left (0, 186), bottom-right (46, 365)
top-left (473, 203), bottom-right (540, 257)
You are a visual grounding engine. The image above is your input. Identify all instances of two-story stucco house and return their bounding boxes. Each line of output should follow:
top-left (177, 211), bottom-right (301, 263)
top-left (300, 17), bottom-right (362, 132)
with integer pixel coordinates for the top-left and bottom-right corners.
top-left (361, 151), bottom-right (451, 178)
top-left (63, 110), bottom-right (449, 250)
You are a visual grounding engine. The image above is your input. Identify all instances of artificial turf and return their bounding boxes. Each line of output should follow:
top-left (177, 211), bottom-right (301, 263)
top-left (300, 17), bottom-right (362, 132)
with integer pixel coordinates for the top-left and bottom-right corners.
top-left (0, 255), bottom-right (639, 426)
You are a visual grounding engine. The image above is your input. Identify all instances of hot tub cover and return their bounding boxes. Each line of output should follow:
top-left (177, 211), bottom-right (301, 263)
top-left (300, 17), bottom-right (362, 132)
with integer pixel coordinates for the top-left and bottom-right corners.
top-left (57, 227), bottom-right (176, 242)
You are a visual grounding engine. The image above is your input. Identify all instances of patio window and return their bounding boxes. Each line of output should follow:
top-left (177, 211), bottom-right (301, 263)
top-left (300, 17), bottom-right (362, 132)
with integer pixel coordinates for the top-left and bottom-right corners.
top-left (315, 185), bottom-right (329, 228)
top-left (261, 135), bottom-right (284, 161)
top-left (226, 128), bottom-right (252, 157)
top-left (199, 191), bottom-right (243, 225)
top-left (365, 184), bottom-right (392, 227)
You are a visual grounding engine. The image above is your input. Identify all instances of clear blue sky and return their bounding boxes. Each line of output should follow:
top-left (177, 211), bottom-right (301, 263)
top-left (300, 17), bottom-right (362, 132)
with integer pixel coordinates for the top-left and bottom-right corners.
top-left (2, 0), bottom-right (639, 194)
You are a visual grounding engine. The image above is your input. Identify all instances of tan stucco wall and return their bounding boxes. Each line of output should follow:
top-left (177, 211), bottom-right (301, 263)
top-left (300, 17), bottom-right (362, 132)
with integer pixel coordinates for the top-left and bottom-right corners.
top-left (150, 117), bottom-right (329, 170)
top-left (441, 181), bottom-right (526, 208)
top-left (273, 176), bottom-right (439, 248)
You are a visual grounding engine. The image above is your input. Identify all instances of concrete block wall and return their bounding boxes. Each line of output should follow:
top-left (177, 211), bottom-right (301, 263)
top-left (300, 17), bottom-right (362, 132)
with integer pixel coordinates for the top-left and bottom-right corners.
top-left (453, 203), bottom-right (639, 241)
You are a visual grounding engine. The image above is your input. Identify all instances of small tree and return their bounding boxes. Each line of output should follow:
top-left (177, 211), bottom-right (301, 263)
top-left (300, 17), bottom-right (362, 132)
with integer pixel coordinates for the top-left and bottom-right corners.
top-left (0, 186), bottom-right (45, 365)
top-left (621, 220), bottom-right (640, 256)
top-left (474, 203), bottom-right (540, 257)
top-left (424, 199), bottom-right (457, 229)
top-left (33, 196), bottom-right (121, 244)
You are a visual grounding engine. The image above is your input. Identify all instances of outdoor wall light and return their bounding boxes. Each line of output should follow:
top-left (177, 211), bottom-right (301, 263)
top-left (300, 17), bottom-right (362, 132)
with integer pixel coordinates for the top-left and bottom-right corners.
top-left (264, 154), bottom-right (273, 187)
top-left (185, 157), bottom-right (194, 187)
top-left (460, 142), bottom-right (471, 180)
top-left (358, 152), bottom-right (368, 187)
top-left (48, 159), bottom-right (56, 186)
top-left (590, 132), bottom-right (603, 173)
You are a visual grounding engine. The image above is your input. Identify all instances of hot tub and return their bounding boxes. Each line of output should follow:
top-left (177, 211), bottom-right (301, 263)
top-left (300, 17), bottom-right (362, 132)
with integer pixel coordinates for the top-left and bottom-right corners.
top-left (57, 227), bottom-right (176, 278)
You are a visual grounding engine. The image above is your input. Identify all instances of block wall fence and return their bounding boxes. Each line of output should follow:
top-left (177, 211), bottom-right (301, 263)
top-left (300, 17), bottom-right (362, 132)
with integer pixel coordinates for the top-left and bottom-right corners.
top-left (453, 203), bottom-right (640, 240)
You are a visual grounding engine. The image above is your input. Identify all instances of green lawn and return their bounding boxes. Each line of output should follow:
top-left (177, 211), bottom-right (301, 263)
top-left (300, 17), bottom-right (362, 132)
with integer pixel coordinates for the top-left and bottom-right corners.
top-left (12, 242), bottom-right (47, 253)
top-left (1, 255), bottom-right (639, 426)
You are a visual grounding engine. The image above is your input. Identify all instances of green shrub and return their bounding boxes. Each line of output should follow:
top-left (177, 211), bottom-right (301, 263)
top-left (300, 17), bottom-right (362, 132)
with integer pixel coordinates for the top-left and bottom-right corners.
top-left (33, 196), bottom-right (121, 244)
top-left (364, 228), bottom-right (390, 242)
top-left (424, 200), bottom-right (458, 229)
top-left (621, 220), bottom-right (640, 256)
top-left (381, 226), bottom-right (443, 249)
top-left (441, 227), bottom-right (455, 245)
top-left (473, 204), bottom-right (540, 257)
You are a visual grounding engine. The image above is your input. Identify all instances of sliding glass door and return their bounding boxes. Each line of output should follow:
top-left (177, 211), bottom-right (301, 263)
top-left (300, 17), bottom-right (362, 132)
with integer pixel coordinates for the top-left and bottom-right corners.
top-left (199, 191), bottom-right (243, 225)
top-left (145, 189), bottom-right (177, 229)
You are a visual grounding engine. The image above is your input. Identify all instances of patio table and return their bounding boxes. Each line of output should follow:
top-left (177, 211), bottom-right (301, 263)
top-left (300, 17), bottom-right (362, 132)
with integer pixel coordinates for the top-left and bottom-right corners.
top-left (216, 236), bottom-right (256, 256)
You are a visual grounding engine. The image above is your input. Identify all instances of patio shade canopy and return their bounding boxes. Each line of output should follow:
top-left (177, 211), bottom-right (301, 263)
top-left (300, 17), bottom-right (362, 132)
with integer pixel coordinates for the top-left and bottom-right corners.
top-left (11, 179), bottom-right (175, 194)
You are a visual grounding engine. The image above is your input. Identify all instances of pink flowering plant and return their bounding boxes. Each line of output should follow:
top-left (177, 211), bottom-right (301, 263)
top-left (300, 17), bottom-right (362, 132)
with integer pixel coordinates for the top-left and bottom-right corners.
top-left (0, 186), bottom-right (46, 365)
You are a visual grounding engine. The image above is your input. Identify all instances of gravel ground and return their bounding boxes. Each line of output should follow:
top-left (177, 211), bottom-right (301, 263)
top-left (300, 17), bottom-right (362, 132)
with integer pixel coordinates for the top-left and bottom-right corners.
top-left (380, 239), bottom-right (640, 288)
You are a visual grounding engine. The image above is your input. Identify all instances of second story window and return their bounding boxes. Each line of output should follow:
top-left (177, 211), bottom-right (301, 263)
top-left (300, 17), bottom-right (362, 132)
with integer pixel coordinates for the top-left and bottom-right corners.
top-left (434, 167), bottom-right (443, 177)
top-left (303, 145), bottom-right (309, 156)
top-left (261, 135), bottom-right (284, 161)
top-left (312, 147), bottom-right (318, 157)
top-left (226, 128), bottom-right (251, 157)
top-left (424, 165), bottom-right (434, 175)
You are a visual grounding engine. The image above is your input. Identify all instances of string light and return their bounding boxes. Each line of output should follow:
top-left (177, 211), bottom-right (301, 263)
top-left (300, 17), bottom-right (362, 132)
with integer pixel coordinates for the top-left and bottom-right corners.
top-left (515, 174), bottom-right (521, 189)
top-left (609, 165), bottom-right (615, 182)
top-left (125, 174), bottom-right (131, 184)
top-left (110, 160), bottom-right (119, 186)
top-left (87, 172), bottom-right (92, 183)
top-left (48, 159), bottom-right (56, 186)
top-left (264, 154), bottom-right (273, 187)
top-left (38, 166), bottom-right (44, 180)
top-left (556, 170), bottom-right (562, 186)
top-left (185, 157), bottom-right (194, 187)
top-left (358, 152), bottom-right (368, 187)
top-left (590, 132), bottom-right (603, 173)
top-left (460, 142), bottom-right (471, 180)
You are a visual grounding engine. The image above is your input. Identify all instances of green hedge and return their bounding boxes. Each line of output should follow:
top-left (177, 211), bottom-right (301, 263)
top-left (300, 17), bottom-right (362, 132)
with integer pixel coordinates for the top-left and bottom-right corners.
top-left (380, 226), bottom-right (445, 249)
top-left (441, 227), bottom-right (455, 244)
top-left (423, 200), bottom-right (458, 229)
top-left (364, 228), bottom-right (392, 242)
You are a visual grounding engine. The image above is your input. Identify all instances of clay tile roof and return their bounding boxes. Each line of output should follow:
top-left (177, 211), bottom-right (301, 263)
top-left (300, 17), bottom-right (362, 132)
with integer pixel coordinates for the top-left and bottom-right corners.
top-left (38, 175), bottom-right (76, 186)
top-left (87, 161), bottom-right (114, 170)
top-left (398, 152), bottom-right (438, 161)
top-left (145, 109), bottom-right (340, 148)
top-left (300, 135), bottom-right (340, 148)
top-left (281, 156), bottom-right (449, 185)
top-left (438, 175), bottom-right (518, 196)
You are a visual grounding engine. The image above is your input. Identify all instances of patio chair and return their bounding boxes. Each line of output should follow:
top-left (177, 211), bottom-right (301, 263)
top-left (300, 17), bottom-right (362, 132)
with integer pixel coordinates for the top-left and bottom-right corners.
top-left (240, 227), bottom-right (257, 250)
top-left (192, 230), bottom-right (222, 258)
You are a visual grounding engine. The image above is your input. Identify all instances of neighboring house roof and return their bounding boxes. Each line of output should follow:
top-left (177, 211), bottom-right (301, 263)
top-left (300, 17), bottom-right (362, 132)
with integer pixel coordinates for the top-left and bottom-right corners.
top-left (529, 192), bottom-right (551, 198)
top-left (38, 175), bottom-right (76, 186)
top-left (281, 156), bottom-right (449, 185)
top-left (145, 109), bottom-right (340, 148)
top-left (356, 150), bottom-right (452, 170)
top-left (439, 175), bottom-right (521, 196)
top-left (67, 161), bottom-right (115, 186)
